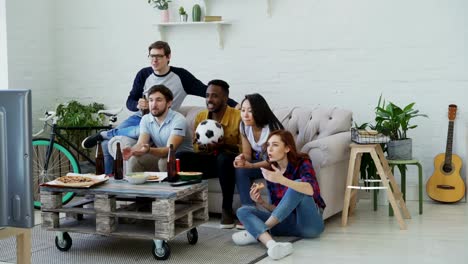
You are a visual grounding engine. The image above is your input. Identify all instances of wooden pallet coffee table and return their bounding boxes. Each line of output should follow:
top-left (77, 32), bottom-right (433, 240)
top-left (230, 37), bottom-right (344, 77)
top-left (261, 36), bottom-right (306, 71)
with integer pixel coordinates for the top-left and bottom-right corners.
top-left (40, 179), bottom-right (208, 260)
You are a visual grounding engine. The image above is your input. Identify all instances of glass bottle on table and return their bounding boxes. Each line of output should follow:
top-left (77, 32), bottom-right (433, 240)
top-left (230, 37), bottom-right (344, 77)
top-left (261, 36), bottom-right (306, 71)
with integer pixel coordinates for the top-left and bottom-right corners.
top-left (114, 142), bottom-right (124, 180)
top-left (95, 141), bottom-right (105, 175)
top-left (167, 144), bottom-right (178, 182)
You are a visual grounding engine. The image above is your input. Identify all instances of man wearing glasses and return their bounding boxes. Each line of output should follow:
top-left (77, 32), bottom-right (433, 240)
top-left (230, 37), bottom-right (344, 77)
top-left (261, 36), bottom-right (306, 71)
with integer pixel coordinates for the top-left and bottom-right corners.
top-left (82, 40), bottom-right (238, 175)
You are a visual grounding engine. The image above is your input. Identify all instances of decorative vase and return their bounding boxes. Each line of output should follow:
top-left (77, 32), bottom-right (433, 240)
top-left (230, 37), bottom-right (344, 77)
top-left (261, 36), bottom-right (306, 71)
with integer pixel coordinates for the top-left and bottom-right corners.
top-left (161, 9), bottom-right (170, 23)
top-left (180, 14), bottom-right (188, 22)
top-left (192, 4), bottom-right (202, 22)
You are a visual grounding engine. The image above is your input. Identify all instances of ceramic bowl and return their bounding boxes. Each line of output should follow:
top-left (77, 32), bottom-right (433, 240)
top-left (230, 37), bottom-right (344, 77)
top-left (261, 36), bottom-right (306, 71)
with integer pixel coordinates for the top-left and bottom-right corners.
top-left (178, 171), bottom-right (203, 181)
top-left (125, 173), bottom-right (149, 184)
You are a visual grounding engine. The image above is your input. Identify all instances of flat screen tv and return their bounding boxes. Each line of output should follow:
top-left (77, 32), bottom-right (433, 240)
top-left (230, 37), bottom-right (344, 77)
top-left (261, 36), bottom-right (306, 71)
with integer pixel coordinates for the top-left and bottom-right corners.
top-left (0, 89), bottom-right (34, 228)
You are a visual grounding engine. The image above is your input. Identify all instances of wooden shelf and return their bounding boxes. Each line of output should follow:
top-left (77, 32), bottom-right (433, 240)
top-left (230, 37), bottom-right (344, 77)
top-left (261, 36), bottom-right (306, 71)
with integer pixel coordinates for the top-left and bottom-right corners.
top-left (154, 21), bottom-right (231, 49)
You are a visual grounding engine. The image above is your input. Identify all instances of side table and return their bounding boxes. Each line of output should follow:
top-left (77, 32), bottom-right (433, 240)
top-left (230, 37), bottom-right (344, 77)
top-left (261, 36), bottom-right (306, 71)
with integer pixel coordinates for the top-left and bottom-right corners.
top-left (387, 159), bottom-right (423, 215)
top-left (342, 143), bottom-right (411, 230)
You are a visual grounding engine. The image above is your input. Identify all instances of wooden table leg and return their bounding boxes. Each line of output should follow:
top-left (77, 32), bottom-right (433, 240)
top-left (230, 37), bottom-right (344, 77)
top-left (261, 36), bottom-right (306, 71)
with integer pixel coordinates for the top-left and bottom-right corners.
top-left (342, 147), bottom-right (359, 227)
top-left (17, 228), bottom-right (32, 264)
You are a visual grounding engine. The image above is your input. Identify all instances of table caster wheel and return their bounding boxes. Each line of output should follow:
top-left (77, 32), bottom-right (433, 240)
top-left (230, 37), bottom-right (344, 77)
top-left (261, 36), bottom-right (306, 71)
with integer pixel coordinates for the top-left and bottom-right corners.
top-left (187, 228), bottom-right (198, 245)
top-left (55, 232), bottom-right (72, 251)
top-left (152, 240), bottom-right (170, 260)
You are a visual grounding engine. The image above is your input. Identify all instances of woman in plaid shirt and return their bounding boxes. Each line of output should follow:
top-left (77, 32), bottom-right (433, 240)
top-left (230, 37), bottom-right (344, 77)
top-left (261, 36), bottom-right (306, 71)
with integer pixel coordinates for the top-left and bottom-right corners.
top-left (232, 130), bottom-right (325, 260)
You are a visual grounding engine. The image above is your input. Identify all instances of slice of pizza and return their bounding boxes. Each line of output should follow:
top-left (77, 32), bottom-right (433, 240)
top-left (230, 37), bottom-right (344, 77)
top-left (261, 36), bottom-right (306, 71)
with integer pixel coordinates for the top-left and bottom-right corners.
top-left (251, 182), bottom-right (265, 191)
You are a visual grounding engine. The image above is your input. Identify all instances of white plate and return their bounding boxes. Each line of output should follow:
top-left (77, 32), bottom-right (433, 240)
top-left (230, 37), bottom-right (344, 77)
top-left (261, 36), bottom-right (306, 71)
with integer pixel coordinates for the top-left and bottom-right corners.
top-left (144, 171), bottom-right (167, 182)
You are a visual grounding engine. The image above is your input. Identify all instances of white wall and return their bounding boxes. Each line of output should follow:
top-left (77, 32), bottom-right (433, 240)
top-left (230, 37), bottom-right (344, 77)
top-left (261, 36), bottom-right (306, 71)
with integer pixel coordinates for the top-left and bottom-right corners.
top-left (0, 0), bottom-right (7, 89)
top-left (5, 0), bottom-right (55, 127)
top-left (5, 0), bottom-right (468, 200)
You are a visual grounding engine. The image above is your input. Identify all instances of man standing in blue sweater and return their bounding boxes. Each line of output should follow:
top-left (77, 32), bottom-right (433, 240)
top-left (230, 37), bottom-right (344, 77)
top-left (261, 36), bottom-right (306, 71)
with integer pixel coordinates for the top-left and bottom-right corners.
top-left (82, 41), bottom-right (238, 174)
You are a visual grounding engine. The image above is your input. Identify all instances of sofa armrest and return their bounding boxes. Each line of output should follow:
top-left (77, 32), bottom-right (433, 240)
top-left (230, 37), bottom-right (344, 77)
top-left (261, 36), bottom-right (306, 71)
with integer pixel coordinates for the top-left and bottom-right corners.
top-left (108, 136), bottom-right (137, 159)
top-left (300, 131), bottom-right (350, 171)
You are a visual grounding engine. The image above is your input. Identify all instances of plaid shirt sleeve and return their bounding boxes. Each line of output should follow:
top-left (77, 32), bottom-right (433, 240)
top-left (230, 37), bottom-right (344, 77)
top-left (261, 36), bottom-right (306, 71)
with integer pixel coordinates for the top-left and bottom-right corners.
top-left (297, 159), bottom-right (326, 210)
top-left (268, 158), bottom-right (326, 210)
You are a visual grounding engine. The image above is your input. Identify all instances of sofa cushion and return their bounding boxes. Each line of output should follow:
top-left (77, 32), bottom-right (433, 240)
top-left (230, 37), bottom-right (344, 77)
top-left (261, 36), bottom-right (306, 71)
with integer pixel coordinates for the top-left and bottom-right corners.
top-left (273, 107), bottom-right (352, 150)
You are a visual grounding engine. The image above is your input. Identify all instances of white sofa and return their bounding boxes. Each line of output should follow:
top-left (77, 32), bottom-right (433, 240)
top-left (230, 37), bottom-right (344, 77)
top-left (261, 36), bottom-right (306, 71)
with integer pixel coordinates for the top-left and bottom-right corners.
top-left (109, 106), bottom-right (352, 220)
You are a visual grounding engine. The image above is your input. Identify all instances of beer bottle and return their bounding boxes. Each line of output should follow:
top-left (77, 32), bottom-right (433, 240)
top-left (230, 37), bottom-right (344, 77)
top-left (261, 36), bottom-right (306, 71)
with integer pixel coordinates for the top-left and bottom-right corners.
top-left (95, 141), bottom-right (105, 175)
top-left (114, 142), bottom-right (124, 180)
top-left (167, 144), bottom-right (178, 182)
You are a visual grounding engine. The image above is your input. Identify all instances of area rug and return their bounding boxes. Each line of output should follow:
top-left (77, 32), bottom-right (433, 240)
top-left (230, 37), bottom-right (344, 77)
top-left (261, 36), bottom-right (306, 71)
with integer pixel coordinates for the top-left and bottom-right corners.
top-left (0, 224), bottom-right (300, 264)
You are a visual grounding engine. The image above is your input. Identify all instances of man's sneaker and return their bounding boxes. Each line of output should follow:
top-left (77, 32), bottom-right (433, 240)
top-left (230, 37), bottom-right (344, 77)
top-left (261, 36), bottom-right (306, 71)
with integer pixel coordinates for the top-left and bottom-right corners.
top-left (232, 231), bottom-right (257, 246)
top-left (267, 242), bottom-right (293, 260)
top-left (220, 209), bottom-right (235, 229)
top-left (236, 222), bottom-right (245, 230)
top-left (81, 132), bottom-right (104, 149)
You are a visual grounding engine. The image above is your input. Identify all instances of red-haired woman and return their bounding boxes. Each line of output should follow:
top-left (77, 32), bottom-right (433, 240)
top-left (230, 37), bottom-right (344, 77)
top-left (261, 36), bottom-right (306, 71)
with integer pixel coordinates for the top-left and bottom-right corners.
top-left (232, 130), bottom-right (325, 260)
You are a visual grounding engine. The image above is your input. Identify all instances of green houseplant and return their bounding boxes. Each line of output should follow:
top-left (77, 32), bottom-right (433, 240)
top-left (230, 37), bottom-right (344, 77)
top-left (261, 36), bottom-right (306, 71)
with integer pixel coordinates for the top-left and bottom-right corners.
top-left (56, 100), bottom-right (105, 158)
top-left (147, 0), bottom-right (171, 10)
top-left (374, 95), bottom-right (428, 159)
top-left (179, 6), bottom-right (188, 22)
top-left (148, 0), bottom-right (172, 22)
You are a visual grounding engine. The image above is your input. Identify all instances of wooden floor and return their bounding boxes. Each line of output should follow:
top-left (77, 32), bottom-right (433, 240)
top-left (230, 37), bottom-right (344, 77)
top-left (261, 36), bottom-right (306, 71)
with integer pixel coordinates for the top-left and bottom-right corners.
top-left (257, 199), bottom-right (468, 264)
top-left (2, 199), bottom-right (467, 264)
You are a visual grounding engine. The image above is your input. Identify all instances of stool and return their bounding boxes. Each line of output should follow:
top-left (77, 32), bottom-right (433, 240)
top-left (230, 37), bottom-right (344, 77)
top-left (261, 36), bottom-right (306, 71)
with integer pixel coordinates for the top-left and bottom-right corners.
top-left (387, 159), bottom-right (423, 215)
top-left (342, 143), bottom-right (411, 230)
top-left (0, 227), bottom-right (31, 264)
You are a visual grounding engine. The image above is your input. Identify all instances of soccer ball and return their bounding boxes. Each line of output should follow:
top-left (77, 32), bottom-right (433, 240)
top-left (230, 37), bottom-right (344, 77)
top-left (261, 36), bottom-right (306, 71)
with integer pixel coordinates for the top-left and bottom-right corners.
top-left (195, 119), bottom-right (224, 145)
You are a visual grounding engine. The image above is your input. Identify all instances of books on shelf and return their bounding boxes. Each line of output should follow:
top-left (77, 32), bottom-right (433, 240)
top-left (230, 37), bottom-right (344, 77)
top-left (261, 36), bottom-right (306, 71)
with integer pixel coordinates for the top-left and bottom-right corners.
top-left (204, 16), bottom-right (222, 22)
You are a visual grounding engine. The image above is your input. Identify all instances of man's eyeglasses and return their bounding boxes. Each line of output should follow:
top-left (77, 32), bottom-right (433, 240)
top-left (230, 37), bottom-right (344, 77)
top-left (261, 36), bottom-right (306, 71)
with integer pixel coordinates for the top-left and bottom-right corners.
top-left (148, 54), bottom-right (165, 60)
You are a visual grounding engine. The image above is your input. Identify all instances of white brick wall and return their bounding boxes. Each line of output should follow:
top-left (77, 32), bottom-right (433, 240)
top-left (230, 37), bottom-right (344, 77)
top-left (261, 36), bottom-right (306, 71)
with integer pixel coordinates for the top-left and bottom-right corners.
top-left (5, 0), bottom-right (55, 128)
top-left (5, 0), bottom-right (468, 200)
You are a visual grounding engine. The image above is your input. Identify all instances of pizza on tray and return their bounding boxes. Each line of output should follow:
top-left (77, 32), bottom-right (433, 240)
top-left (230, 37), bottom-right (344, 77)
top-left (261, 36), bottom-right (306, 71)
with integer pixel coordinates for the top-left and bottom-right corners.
top-left (147, 175), bottom-right (160, 181)
top-left (56, 176), bottom-right (94, 184)
top-left (49, 175), bottom-right (107, 187)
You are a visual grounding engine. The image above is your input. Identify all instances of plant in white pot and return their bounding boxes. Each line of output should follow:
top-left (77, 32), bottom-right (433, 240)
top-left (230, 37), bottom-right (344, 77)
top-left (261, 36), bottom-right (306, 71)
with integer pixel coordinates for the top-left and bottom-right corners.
top-left (374, 95), bottom-right (428, 160)
top-left (148, 0), bottom-right (172, 22)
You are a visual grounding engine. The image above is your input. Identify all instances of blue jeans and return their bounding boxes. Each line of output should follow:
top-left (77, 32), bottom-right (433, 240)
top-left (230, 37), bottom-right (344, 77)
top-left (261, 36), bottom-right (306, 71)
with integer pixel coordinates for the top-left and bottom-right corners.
top-left (236, 183), bottom-right (324, 239)
top-left (102, 114), bottom-right (141, 174)
top-left (235, 160), bottom-right (264, 206)
top-left (105, 114), bottom-right (141, 139)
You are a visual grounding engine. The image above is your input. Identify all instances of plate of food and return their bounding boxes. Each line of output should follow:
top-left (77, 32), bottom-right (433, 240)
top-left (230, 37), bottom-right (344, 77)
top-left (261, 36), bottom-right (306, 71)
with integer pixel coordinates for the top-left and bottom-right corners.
top-left (178, 171), bottom-right (203, 181)
top-left (43, 173), bottom-right (109, 188)
top-left (144, 171), bottom-right (167, 182)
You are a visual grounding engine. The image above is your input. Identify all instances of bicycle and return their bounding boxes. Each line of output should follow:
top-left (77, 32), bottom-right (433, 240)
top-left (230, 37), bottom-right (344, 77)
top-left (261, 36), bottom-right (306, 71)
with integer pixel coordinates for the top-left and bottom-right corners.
top-left (32, 107), bottom-right (122, 209)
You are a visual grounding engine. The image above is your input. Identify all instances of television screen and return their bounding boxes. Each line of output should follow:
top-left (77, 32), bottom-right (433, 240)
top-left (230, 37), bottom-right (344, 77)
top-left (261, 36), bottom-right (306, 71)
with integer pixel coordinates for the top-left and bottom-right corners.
top-left (0, 89), bottom-right (34, 228)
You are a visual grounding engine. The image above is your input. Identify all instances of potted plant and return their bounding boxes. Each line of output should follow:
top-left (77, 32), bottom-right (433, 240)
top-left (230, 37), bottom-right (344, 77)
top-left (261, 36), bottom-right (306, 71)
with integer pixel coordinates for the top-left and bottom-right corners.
top-left (179, 6), bottom-right (188, 22)
top-left (374, 95), bottom-right (428, 160)
top-left (148, 0), bottom-right (172, 22)
top-left (56, 100), bottom-right (105, 158)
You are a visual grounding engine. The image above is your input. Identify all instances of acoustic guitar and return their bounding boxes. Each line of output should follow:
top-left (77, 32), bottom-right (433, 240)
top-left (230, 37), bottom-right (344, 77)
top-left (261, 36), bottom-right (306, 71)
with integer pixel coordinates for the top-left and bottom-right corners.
top-left (426, 104), bottom-right (465, 202)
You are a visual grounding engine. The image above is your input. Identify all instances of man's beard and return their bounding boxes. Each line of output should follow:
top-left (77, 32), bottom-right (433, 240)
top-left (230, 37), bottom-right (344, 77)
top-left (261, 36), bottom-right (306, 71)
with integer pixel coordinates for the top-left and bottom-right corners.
top-left (207, 102), bottom-right (222, 113)
top-left (151, 109), bottom-right (165, 117)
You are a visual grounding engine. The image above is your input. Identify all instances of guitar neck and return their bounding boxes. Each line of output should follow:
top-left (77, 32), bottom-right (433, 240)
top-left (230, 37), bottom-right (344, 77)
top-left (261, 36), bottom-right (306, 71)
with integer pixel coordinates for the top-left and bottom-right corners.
top-left (444, 121), bottom-right (454, 166)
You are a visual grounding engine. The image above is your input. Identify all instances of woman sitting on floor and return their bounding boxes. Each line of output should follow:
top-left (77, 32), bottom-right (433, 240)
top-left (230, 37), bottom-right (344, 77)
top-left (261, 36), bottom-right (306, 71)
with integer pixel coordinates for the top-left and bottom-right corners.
top-left (232, 130), bottom-right (326, 260)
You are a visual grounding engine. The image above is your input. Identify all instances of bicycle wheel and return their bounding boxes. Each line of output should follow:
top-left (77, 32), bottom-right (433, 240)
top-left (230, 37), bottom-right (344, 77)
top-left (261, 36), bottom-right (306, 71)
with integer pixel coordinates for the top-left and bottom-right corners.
top-left (32, 139), bottom-right (80, 208)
